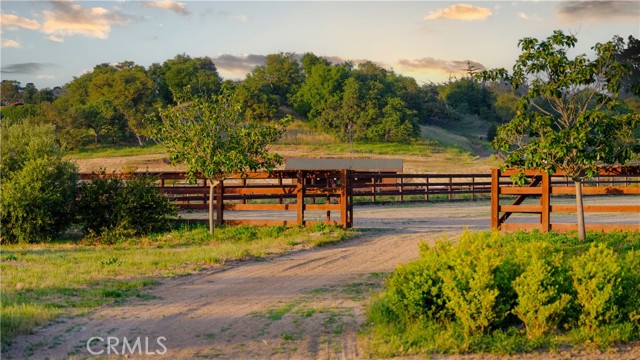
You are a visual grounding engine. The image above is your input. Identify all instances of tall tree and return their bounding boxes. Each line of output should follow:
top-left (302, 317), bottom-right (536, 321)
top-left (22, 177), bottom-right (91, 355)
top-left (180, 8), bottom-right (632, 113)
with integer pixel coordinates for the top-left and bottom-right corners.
top-left (149, 54), bottom-right (222, 105)
top-left (154, 89), bottom-right (289, 234)
top-left (614, 35), bottom-right (640, 97)
top-left (1, 80), bottom-right (21, 104)
top-left (480, 30), bottom-right (639, 240)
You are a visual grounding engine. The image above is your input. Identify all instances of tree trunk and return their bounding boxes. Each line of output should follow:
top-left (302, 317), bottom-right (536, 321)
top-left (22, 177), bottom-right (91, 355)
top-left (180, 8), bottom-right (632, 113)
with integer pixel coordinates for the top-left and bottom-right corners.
top-left (575, 180), bottom-right (586, 241)
top-left (135, 133), bottom-right (144, 147)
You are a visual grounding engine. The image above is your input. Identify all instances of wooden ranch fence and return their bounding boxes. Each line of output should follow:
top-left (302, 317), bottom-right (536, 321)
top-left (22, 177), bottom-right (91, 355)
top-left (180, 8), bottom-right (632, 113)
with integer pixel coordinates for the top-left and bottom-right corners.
top-left (80, 170), bottom-right (354, 229)
top-left (350, 172), bottom-right (492, 202)
top-left (491, 167), bottom-right (640, 233)
top-left (80, 168), bottom-right (640, 230)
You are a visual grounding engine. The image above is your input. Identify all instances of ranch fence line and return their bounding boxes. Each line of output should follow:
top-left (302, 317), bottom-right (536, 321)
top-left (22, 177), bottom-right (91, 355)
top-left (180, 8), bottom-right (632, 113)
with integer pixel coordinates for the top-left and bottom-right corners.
top-left (79, 167), bottom-right (640, 230)
top-left (491, 167), bottom-right (640, 233)
top-left (81, 170), bottom-right (354, 229)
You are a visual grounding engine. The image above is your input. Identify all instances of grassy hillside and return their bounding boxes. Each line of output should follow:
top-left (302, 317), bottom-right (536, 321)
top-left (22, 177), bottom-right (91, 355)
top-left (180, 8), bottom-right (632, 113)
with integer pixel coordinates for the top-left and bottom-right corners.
top-left (66, 120), bottom-right (502, 174)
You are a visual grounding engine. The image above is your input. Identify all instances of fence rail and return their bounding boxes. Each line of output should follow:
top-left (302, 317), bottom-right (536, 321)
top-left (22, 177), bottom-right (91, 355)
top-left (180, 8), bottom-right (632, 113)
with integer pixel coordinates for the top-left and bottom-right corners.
top-left (491, 167), bottom-right (640, 233)
top-left (79, 167), bottom-right (640, 230)
top-left (80, 170), bottom-right (353, 228)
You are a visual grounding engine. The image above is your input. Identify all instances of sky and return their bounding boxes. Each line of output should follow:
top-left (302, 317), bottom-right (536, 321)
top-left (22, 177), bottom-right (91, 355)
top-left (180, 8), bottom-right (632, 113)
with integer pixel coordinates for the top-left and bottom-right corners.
top-left (1, 1), bottom-right (639, 89)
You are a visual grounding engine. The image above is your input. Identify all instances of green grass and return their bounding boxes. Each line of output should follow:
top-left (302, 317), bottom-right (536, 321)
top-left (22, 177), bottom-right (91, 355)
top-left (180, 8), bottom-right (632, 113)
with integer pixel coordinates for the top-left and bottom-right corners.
top-left (277, 119), bottom-right (337, 145)
top-left (0, 224), bottom-right (355, 347)
top-left (309, 140), bottom-right (467, 157)
top-left (65, 143), bottom-right (166, 160)
top-left (420, 125), bottom-right (475, 153)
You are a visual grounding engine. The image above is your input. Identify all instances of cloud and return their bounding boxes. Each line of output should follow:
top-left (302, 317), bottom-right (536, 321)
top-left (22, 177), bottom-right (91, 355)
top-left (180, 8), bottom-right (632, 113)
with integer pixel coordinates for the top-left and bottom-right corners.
top-left (517, 11), bottom-right (543, 21)
top-left (142, 1), bottom-right (190, 16)
top-left (212, 54), bottom-right (267, 75)
top-left (557, 1), bottom-right (639, 22)
top-left (1, 39), bottom-right (22, 48)
top-left (1, 13), bottom-right (41, 30)
top-left (47, 35), bottom-right (64, 43)
top-left (397, 57), bottom-right (485, 75)
top-left (41, 0), bottom-right (133, 40)
top-left (1, 62), bottom-right (57, 75)
top-left (425, 4), bottom-right (492, 21)
top-left (230, 14), bottom-right (248, 23)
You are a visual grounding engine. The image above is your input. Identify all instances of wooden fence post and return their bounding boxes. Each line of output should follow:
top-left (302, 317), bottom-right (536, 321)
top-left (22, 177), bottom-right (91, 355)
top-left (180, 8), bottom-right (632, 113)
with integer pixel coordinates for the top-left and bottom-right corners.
top-left (372, 176), bottom-right (377, 203)
top-left (216, 180), bottom-right (224, 226)
top-left (296, 171), bottom-right (305, 226)
top-left (425, 176), bottom-right (430, 201)
top-left (348, 170), bottom-right (353, 228)
top-left (278, 175), bottom-right (284, 204)
top-left (491, 168), bottom-right (500, 230)
top-left (541, 172), bottom-right (550, 232)
top-left (340, 170), bottom-right (348, 229)
top-left (471, 176), bottom-right (475, 201)
top-left (241, 178), bottom-right (247, 204)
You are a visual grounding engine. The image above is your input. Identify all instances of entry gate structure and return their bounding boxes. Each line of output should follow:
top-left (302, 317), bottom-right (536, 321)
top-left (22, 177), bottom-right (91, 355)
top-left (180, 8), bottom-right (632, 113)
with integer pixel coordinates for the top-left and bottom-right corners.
top-left (491, 167), bottom-right (640, 232)
top-left (82, 170), bottom-right (354, 229)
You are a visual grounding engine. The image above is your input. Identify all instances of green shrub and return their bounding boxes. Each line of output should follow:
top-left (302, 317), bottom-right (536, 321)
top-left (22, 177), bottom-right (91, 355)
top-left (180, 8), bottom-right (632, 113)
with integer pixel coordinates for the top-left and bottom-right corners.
top-left (384, 250), bottom-right (448, 324)
top-left (1, 157), bottom-right (78, 243)
top-left (512, 242), bottom-right (571, 339)
top-left (0, 122), bottom-right (78, 243)
top-left (571, 243), bottom-right (622, 331)
top-left (440, 232), bottom-right (511, 336)
top-left (619, 250), bottom-right (640, 325)
top-left (76, 173), bottom-right (176, 241)
top-left (365, 231), bottom-right (639, 356)
top-left (0, 122), bottom-right (61, 179)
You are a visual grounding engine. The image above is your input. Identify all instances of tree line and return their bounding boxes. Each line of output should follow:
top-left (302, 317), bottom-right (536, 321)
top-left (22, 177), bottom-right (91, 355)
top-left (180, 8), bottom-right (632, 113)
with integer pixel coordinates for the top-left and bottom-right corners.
top-left (1, 35), bottom-right (638, 150)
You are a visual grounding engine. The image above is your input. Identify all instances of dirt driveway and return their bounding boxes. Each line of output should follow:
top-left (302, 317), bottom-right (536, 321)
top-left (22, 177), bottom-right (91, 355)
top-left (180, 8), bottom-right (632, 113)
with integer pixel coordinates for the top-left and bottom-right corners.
top-left (5, 200), bottom-right (639, 360)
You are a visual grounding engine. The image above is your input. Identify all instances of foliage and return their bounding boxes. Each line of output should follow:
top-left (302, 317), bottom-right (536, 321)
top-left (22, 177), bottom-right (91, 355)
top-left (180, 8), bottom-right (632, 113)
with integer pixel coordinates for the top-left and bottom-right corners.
top-left (614, 35), bottom-right (640, 96)
top-left (76, 173), bottom-right (176, 241)
top-left (0, 122), bottom-right (60, 176)
top-left (149, 53), bottom-right (222, 105)
top-left (571, 243), bottom-right (621, 331)
top-left (1, 80), bottom-right (21, 103)
top-left (155, 90), bottom-right (288, 184)
top-left (438, 78), bottom-right (497, 121)
top-left (512, 242), bottom-right (571, 339)
top-left (0, 122), bottom-right (78, 243)
top-left (383, 249), bottom-right (448, 324)
top-left (154, 89), bottom-right (288, 233)
top-left (481, 31), bottom-right (639, 182)
top-left (364, 230), bottom-right (640, 357)
top-left (439, 233), bottom-right (515, 336)
top-left (479, 30), bottom-right (639, 241)
top-left (1, 158), bottom-right (78, 244)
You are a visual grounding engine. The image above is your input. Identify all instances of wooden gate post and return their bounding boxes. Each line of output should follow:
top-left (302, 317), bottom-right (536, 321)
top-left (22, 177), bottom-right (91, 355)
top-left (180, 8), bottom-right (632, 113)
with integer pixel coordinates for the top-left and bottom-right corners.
top-left (491, 168), bottom-right (500, 230)
top-left (340, 170), bottom-right (348, 229)
top-left (216, 180), bottom-right (224, 226)
top-left (541, 172), bottom-right (551, 232)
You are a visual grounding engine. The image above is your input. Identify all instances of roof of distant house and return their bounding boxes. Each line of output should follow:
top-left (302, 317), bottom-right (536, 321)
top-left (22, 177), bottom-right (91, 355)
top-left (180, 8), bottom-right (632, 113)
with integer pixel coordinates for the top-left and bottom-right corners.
top-left (285, 158), bottom-right (402, 172)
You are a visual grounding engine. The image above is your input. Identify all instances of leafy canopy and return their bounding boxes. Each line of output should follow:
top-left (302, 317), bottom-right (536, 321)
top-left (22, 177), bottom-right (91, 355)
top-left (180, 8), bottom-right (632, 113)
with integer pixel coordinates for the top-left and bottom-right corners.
top-left (479, 30), bottom-right (639, 181)
top-left (154, 89), bottom-right (289, 183)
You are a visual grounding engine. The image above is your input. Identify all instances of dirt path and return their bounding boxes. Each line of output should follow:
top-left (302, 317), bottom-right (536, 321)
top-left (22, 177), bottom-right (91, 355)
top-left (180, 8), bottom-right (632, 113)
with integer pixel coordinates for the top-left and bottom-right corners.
top-left (5, 200), bottom-right (639, 360)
